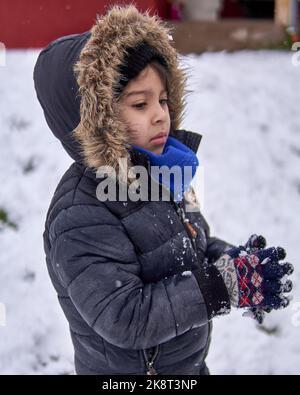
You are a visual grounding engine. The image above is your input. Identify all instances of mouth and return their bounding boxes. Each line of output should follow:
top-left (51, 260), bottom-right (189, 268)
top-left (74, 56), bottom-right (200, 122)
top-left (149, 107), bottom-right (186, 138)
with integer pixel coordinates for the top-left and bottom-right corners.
top-left (150, 132), bottom-right (168, 145)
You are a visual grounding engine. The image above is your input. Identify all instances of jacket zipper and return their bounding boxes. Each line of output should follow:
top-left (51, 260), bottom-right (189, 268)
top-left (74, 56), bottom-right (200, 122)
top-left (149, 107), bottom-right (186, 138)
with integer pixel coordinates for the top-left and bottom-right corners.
top-left (147, 159), bottom-right (198, 247)
top-left (174, 197), bottom-right (213, 368)
top-left (142, 161), bottom-right (198, 375)
top-left (173, 199), bottom-right (198, 249)
top-left (141, 161), bottom-right (161, 375)
top-left (143, 346), bottom-right (159, 375)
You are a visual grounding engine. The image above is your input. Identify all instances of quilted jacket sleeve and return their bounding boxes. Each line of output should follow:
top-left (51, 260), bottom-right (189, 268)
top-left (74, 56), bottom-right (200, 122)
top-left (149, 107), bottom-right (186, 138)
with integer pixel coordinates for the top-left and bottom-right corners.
top-left (194, 207), bottom-right (234, 264)
top-left (205, 229), bottom-right (235, 264)
top-left (49, 204), bottom-right (230, 350)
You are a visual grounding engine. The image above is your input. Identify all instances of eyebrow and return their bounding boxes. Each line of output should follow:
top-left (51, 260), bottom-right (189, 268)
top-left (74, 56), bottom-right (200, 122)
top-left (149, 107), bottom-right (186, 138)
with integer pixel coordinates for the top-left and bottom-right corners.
top-left (125, 89), bottom-right (167, 98)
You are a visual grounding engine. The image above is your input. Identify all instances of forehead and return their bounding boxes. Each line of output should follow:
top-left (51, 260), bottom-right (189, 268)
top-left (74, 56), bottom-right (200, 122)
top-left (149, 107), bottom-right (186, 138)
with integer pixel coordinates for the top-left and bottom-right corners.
top-left (124, 65), bottom-right (167, 98)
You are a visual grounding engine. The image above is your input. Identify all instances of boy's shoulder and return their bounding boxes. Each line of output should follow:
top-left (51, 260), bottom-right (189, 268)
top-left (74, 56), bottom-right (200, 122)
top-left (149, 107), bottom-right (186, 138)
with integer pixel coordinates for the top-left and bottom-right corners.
top-left (46, 162), bottom-right (102, 228)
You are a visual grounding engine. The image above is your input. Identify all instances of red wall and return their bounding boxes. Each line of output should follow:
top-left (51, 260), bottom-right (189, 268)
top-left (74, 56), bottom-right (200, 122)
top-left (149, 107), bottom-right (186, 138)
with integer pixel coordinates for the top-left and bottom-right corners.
top-left (0, 0), bottom-right (169, 48)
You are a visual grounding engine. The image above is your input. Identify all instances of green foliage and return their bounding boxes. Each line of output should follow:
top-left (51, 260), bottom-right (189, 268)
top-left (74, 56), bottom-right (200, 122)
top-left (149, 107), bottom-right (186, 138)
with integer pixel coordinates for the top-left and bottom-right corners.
top-left (0, 208), bottom-right (18, 230)
top-left (277, 28), bottom-right (299, 50)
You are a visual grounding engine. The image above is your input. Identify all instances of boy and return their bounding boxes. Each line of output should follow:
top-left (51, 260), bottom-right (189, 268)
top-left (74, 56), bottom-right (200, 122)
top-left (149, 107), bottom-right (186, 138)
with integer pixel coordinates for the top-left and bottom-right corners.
top-left (34, 5), bottom-right (292, 375)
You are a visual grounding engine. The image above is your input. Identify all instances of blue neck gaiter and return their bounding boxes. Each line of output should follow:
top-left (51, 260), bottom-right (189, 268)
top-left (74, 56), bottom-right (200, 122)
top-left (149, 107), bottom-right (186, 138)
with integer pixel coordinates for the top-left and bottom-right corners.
top-left (132, 136), bottom-right (199, 202)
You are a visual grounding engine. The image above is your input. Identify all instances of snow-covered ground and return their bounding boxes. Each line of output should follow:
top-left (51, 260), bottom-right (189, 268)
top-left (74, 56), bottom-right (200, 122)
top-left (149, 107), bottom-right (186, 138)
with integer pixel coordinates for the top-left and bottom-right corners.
top-left (0, 49), bottom-right (299, 374)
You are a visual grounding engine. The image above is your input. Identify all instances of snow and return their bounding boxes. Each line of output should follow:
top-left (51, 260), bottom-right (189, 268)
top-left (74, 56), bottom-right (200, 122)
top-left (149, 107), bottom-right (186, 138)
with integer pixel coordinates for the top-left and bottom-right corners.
top-left (182, 50), bottom-right (300, 375)
top-left (0, 48), bottom-right (299, 374)
top-left (115, 280), bottom-right (122, 288)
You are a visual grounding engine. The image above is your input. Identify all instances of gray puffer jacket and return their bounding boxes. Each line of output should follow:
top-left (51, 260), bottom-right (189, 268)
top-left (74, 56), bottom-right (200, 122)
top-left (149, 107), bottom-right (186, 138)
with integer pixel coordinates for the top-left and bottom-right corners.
top-left (34, 5), bottom-right (233, 375)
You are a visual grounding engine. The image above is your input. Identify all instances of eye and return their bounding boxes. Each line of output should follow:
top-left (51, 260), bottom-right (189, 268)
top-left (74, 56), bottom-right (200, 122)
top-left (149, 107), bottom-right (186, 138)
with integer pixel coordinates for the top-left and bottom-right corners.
top-left (160, 99), bottom-right (169, 105)
top-left (132, 102), bottom-right (146, 109)
top-left (132, 99), bottom-right (169, 110)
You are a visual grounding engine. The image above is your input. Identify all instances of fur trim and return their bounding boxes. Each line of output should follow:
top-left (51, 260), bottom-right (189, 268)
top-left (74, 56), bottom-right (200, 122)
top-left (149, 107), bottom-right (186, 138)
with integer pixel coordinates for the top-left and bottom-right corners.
top-left (73, 4), bottom-right (187, 182)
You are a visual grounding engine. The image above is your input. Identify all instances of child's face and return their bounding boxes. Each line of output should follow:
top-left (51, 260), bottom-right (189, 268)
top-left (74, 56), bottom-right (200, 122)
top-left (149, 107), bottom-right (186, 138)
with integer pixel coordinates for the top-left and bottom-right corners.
top-left (117, 64), bottom-right (171, 155)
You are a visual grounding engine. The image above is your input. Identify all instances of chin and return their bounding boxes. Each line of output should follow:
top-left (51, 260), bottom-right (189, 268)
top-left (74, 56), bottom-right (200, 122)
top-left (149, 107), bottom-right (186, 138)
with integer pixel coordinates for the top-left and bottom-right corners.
top-left (152, 146), bottom-right (164, 155)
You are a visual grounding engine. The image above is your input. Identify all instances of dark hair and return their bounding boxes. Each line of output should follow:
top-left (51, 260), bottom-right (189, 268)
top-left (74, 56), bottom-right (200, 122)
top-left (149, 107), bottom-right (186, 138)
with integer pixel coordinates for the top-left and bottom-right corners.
top-left (116, 60), bottom-right (170, 102)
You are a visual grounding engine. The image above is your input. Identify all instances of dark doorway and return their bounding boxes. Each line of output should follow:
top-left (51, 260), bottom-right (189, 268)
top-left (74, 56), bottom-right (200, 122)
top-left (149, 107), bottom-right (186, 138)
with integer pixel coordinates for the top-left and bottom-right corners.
top-left (221, 0), bottom-right (275, 19)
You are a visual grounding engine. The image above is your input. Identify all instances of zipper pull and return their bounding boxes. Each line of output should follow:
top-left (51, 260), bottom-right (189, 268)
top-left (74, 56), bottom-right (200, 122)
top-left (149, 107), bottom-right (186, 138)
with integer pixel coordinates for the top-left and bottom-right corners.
top-left (176, 200), bottom-right (198, 239)
top-left (146, 362), bottom-right (158, 375)
top-left (183, 218), bottom-right (198, 239)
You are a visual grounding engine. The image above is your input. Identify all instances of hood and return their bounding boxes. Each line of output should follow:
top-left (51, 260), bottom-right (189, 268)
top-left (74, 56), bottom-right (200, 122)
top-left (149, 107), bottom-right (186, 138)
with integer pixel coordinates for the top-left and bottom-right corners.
top-left (34, 4), bottom-right (202, 181)
top-left (33, 31), bottom-right (91, 163)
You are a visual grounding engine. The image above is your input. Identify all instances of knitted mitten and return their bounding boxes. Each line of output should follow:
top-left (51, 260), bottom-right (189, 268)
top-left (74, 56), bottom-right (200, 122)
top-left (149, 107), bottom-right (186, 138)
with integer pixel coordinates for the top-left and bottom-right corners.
top-left (214, 235), bottom-right (293, 310)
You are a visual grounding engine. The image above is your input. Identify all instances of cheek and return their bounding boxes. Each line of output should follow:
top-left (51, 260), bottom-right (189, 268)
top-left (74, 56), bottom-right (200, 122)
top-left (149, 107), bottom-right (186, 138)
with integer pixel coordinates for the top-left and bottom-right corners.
top-left (122, 108), bottom-right (141, 126)
top-left (129, 111), bottom-right (147, 127)
top-left (166, 108), bottom-right (171, 123)
top-left (124, 113), bottom-right (149, 143)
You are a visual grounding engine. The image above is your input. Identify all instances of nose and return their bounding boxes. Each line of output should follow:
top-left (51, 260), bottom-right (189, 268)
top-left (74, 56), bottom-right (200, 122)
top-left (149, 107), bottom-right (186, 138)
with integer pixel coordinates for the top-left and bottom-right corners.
top-left (152, 101), bottom-right (169, 124)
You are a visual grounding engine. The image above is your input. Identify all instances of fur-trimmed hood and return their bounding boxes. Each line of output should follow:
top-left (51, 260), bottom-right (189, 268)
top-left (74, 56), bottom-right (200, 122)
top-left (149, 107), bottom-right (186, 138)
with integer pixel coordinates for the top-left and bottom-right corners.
top-left (73, 4), bottom-right (188, 179)
top-left (34, 4), bottom-right (201, 181)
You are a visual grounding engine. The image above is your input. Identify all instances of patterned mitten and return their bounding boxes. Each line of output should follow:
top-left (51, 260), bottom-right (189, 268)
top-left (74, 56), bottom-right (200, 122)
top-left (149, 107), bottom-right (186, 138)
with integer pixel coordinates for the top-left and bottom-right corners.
top-left (214, 236), bottom-right (293, 310)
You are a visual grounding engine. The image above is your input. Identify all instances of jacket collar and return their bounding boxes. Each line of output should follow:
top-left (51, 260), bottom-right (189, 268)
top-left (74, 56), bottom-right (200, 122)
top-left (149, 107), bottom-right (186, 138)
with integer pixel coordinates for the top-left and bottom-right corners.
top-left (84, 129), bottom-right (202, 182)
top-left (129, 129), bottom-right (202, 167)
